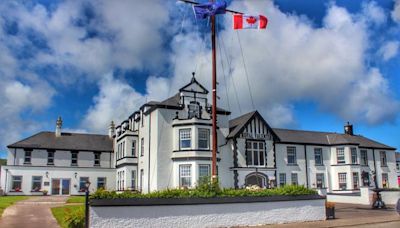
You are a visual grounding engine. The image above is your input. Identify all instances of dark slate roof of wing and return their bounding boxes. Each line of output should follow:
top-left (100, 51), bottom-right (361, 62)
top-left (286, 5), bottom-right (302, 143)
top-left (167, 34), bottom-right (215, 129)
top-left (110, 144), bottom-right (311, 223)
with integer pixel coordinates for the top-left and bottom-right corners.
top-left (273, 128), bottom-right (395, 150)
top-left (8, 132), bottom-right (113, 152)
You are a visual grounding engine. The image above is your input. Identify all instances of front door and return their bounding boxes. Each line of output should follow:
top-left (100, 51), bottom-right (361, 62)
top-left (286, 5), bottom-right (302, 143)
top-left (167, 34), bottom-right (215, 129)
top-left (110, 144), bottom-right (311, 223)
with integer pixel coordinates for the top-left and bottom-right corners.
top-left (51, 178), bottom-right (70, 195)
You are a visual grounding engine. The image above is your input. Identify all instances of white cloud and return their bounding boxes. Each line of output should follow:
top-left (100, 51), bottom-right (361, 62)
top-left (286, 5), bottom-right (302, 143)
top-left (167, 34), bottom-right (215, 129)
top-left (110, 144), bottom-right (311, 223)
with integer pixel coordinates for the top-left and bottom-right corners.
top-left (378, 40), bottom-right (400, 61)
top-left (392, 0), bottom-right (400, 23)
top-left (362, 1), bottom-right (387, 25)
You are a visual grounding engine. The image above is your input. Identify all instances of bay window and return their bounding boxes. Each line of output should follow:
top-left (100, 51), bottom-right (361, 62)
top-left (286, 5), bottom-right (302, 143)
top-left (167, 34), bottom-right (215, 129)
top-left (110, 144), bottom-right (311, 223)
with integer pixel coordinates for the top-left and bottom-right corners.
top-left (179, 164), bottom-right (192, 187)
top-left (179, 129), bottom-right (192, 149)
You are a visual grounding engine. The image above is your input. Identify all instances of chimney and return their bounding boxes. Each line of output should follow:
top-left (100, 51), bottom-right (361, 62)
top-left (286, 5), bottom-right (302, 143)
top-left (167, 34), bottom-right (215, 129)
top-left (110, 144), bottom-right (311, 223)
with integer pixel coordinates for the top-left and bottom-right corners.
top-left (344, 122), bottom-right (353, 135)
top-left (109, 121), bottom-right (115, 138)
top-left (56, 116), bottom-right (62, 137)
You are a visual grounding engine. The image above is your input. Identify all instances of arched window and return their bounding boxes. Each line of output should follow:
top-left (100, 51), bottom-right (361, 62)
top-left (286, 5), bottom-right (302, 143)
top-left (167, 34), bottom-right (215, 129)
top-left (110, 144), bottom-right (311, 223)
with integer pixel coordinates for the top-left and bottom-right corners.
top-left (245, 173), bottom-right (268, 188)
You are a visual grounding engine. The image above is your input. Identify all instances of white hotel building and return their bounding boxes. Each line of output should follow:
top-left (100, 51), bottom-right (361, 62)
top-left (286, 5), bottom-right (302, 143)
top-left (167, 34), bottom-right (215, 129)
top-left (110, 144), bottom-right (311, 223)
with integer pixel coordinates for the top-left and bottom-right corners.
top-left (1, 76), bottom-right (398, 195)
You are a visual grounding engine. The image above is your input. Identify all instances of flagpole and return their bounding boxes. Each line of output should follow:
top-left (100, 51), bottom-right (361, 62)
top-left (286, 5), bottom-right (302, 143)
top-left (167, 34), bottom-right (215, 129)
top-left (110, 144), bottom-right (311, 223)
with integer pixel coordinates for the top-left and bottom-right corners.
top-left (210, 0), bottom-right (218, 182)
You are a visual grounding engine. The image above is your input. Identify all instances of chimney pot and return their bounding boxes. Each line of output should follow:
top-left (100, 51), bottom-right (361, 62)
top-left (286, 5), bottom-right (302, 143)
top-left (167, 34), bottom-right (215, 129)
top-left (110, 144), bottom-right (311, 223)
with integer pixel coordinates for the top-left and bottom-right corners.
top-left (109, 121), bottom-right (115, 138)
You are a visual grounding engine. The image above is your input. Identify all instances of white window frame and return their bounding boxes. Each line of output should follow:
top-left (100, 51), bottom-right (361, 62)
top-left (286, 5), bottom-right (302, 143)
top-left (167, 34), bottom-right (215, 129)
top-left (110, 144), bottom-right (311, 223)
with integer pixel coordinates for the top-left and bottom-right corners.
top-left (179, 164), bottom-right (192, 187)
top-left (97, 177), bottom-right (106, 189)
top-left (360, 150), bottom-right (368, 165)
top-left (279, 173), bottom-right (286, 186)
top-left (31, 176), bottom-right (42, 192)
top-left (198, 164), bottom-right (210, 180)
top-left (316, 173), bottom-right (325, 188)
top-left (314, 148), bottom-right (323, 165)
top-left (338, 173), bottom-right (347, 190)
top-left (352, 172), bottom-right (359, 189)
top-left (291, 173), bottom-right (298, 185)
top-left (287, 147), bottom-right (297, 165)
top-left (336, 148), bottom-right (345, 164)
top-left (24, 150), bottom-right (32, 164)
top-left (380, 151), bottom-right (387, 166)
top-left (246, 141), bottom-right (265, 166)
top-left (351, 148), bottom-right (357, 164)
top-left (11, 176), bottom-right (22, 191)
top-left (179, 129), bottom-right (192, 150)
top-left (131, 170), bottom-right (136, 190)
top-left (198, 128), bottom-right (210, 150)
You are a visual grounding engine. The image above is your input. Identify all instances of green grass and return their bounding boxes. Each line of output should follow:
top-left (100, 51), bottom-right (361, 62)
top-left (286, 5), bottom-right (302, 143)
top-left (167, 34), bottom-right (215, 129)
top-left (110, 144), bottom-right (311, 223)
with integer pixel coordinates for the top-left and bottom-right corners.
top-left (51, 205), bottom-right (84, 228)
top-left (0, 196), bottom-right (29, 216)
top-left (66, 196), bottom-right (85, 204)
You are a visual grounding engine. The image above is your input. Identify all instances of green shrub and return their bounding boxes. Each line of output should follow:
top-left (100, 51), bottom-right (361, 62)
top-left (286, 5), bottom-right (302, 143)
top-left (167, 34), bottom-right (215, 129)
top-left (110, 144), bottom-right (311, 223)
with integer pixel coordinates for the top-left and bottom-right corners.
top-left (90, 179), bottom-right (317, 200)
top-left (64, 206), bottom-right (85, 228)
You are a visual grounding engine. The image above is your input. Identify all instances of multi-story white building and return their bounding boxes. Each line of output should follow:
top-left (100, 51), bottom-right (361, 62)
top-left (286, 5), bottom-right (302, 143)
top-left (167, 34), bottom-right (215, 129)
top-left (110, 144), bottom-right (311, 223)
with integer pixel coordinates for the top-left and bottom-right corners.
top-left (0, 117), bottom-right (115, 195)
top-left (1, 76), bottom-right (398, 195)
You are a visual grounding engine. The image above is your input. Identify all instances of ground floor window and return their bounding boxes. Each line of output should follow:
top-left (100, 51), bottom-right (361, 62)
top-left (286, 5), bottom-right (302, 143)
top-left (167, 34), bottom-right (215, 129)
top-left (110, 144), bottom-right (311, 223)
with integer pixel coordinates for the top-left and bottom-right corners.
top-left (316, 173), bottom-right (325, 188)
top-left (11, 176), bottom-right (22, 191)
top-left (131, 170), bottom-right (136, 190)
top-left (32, 176), bottom-right (42, 192)
top-left (291, 173), bottom-right (298, 185)
top-left (352, 172), bottom-right (359, 189)
top-left (97, 177), bottom-right (106, 189)
top-left (79, 177), bottom-right (89, 192)
top-left (198, 164), bottom-right (210, 181)
top-left (179, 164), bottom-right (192, 187)
top-left (382, 173), bottom-right (388, 188)
top-left (279, 173), bottom-right (286, 186)
top-left (338, 173), bottom-right (347, 190)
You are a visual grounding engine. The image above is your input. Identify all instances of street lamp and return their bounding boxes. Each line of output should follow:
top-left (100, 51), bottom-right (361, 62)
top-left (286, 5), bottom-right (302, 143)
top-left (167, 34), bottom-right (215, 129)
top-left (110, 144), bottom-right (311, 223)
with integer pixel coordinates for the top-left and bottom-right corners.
top-left (85, 181), bottom-right (91, 228)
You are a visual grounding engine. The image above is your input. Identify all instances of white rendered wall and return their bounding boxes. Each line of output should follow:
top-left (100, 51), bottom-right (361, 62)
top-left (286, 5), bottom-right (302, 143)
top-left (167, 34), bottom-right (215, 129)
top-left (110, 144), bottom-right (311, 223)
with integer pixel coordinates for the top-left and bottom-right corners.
top-left (90, 199), bottom-right (326, 228)
top-left (381, 191), bottom-right (400, 205)
top-left (1, 165), bottom-right (115, 195)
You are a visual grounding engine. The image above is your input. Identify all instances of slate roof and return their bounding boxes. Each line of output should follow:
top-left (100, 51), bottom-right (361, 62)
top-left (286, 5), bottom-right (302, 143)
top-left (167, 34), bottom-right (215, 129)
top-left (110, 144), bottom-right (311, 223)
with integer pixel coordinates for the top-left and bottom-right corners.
top-left (8, 132), bottom-right (113, 152)
top-left (228, 111), bottom-right (396, 150)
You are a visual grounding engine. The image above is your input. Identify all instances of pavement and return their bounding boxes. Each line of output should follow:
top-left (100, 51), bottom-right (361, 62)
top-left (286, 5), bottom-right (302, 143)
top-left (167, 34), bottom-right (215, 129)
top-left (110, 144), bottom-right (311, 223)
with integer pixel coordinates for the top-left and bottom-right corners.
top-left (0, 196), bottom-right (68, 228)
top-left (259, 203), bottom-right (400, 228)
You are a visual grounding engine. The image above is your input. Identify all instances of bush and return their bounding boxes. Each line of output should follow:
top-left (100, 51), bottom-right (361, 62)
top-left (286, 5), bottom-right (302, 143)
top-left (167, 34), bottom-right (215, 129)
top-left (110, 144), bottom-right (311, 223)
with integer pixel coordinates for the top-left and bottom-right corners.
top-left (90, 179), bottom-right (317, 200)
top-left (64, 206), bottom-right (85, 228)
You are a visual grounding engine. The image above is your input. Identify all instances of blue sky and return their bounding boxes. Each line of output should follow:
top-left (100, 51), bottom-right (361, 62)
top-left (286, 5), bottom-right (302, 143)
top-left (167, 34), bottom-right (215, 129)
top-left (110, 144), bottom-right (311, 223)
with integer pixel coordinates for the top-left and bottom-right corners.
top-left (0, 0), bottom-right (400, 158)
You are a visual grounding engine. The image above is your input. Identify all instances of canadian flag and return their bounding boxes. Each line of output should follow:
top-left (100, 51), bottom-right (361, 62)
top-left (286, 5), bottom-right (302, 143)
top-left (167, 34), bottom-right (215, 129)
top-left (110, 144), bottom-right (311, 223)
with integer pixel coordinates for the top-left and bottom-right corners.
top-left (233, 14), bottom-right (268, 30)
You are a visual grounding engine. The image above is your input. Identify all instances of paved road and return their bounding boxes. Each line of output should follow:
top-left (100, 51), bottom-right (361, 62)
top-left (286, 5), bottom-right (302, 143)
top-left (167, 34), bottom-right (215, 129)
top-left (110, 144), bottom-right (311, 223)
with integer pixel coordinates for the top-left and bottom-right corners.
top-left (261, 203), bottom-right (400, 227)
top-left (0, 196), bottom-right (68, 228)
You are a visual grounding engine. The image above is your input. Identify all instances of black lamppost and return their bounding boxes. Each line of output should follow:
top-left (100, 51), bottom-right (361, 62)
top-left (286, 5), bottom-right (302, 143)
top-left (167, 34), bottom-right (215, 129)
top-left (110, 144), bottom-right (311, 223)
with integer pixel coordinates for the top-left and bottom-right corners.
top-left (85, 181), bottom-right (91, 228)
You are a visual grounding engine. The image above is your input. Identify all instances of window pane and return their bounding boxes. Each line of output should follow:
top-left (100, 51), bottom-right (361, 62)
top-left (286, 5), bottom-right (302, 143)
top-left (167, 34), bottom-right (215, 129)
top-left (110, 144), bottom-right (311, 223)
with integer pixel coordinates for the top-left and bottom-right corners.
top-left (180, 129), bottom-right (191, 149)
top-left (314, 148), bottom-right (323, 165)
top-left (287, 147), bottom-right (296, 164)
top-left (316, 174), bottom-right (324, 188)
top-left (338, 173), bottom-right (347, 190)
top-left (351, 148), bottom-right (357, 164)
top-left (199, 165), bottom-right (210, 179)
top-left (337, 148), bottom-right (345, 164)
top-left (279, 173), bottom-right (286, 186)
top-left (97, 177), bottom-right (106, 189)
top-left (198, 129), bottom-right (209, 149)
top-left (12, 176), bottom-right (22, 191)
top-left (179, 164), bottom-right (192, 187)
top-left (291, 173), bottom-right (298, 185)
top-left (79, 177), bottom-right (89, 191)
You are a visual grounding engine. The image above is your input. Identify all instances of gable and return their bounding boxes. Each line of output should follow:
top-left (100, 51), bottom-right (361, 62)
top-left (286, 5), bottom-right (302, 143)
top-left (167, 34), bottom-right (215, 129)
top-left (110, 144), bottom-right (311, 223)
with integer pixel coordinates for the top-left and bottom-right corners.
top-left (179, 77), bottom-right (209, 94)
top-left (228, 111), bottom-right (279, 141)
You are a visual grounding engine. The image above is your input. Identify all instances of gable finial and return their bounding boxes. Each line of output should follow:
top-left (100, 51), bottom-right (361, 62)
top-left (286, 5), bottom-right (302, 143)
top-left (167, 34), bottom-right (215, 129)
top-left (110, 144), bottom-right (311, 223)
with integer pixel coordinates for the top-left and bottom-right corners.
top-left (191, 72), bottom-right (196, 82)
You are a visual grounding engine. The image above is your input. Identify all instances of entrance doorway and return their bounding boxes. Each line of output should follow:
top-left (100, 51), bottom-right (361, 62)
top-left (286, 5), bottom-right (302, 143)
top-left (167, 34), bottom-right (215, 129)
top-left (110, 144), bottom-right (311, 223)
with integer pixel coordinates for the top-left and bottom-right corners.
top-left (245, 172), bottom-right (268, 188)
top-left (51, 179), bottom-right (70, 195)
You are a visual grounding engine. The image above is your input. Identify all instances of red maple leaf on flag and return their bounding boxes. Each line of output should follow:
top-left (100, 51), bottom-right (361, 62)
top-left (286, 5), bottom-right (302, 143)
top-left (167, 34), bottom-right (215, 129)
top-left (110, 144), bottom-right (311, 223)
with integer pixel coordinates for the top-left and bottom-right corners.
top-left (246, 16), bottom-right (257, 24)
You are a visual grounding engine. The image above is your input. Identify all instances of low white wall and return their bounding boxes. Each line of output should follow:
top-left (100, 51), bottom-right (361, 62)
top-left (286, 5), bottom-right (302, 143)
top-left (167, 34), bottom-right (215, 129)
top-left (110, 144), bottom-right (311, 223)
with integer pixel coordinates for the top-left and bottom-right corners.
top-left (381, 191), bottom-right (400, 205)
top-left (90, 199), bottom-right (326, 228)
top-left (326, 187), bottom-right (372, 205)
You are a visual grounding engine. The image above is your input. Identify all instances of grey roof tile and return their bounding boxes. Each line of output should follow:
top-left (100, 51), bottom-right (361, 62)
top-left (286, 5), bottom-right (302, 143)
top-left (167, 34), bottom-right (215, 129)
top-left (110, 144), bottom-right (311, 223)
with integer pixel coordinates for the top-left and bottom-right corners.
top-left (8, 131), bottom-right (113, 152)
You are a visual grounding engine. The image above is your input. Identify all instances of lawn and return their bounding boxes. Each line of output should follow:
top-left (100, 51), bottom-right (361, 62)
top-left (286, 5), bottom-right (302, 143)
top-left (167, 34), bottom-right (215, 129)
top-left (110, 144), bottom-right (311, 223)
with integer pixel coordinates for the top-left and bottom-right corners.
top-left (66, 196), bottom-right (85, 204)
top-left (0, 196), bottom-right (29, 216)
top-left (51, 205), bottom-right (84, 228)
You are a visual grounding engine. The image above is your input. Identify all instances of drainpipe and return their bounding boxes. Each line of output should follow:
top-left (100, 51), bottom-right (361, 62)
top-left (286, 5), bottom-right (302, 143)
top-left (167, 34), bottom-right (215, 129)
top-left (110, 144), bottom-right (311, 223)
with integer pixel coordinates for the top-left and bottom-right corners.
top-left (147, 112), bottom-right (152, 192)
top-left (304, 145), bottom-right (309, 188)
top-left (372, 149), bottom-right (378, 188)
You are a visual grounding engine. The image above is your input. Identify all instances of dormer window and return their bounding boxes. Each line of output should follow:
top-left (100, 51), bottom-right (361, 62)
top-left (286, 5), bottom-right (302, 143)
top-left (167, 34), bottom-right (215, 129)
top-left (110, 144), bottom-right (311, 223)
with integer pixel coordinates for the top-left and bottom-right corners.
top-left (188, 101), bottom-right (201, 119)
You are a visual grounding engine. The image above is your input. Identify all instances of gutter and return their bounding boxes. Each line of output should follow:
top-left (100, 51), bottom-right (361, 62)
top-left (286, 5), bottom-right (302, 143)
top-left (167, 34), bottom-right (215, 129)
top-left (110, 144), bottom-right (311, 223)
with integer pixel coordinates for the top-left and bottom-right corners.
top-left (304, 145), bottom-right (309, 188)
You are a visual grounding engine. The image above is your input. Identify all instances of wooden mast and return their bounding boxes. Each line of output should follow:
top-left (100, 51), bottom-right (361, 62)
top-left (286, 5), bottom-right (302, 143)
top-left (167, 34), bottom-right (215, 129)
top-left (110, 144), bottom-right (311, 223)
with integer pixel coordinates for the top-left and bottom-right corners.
top-left (210, 0), bottom-right (218, 181)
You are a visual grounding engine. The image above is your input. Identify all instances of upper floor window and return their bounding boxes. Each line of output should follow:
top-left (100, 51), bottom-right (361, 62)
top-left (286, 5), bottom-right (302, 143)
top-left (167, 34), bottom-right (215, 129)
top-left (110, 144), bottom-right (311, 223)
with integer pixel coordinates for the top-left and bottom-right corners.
top-left (397, 161), bottom-right (400, 171)
top-left (188, 101), bottom-right (201, 119)
top-left (380, 151), bottom-right (387, 166)
top-left (71, 151), bottom-right (78, 166)
top-left (24, 149), bottom-right (32, 164)
top-left (351, 148), bottom-right (357, 164)
top-left (47, 150), bottom-right (54, 165)
top-left (287, 147), bottom-right (297, 165)
top-left (179, 164), bottom-right (192, 187)
top-left (94, 152), bottom-right (101, 166)
top-left (336, 148), bottom-right (345, 164)
top-left (314, 148), bottom-right (323, 165)
top-left (338, 173), bottom-right (347, 190)
top-left (198, 129), bottom-right (210, 149)
top-left (179, 129), bottom-right (192, 149)
top-left (360, 150), bottom-right (368, 165)
top-left (132, 140), bottom-right (136, 157)
top-left (140, 138), bottom-right (144, 156)
top-left (291, 173), bottom-right (298, 185)
top-left (316, 173), bottom-right (325, 188)
top-left (246, 141), bottom-right (265, 166)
